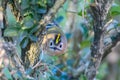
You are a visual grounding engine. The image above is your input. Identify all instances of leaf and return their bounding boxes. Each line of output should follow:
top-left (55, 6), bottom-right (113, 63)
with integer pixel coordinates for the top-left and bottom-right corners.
top-left (25, 67), bottom-right (33, 75)
top-left (13, 70), bottom-right (22, 79)
top-left (6, 6), bottom-right (16, 26)
top-left (3, 67), bottom-right (12, 79)
top-left (23, 11), bottom-right (33, 17)
top-left (16, 70), bottom-right (23, 78)
top-left (80, 74), bottom-right (87, 80)
top-left (16, 44), bottom-right (21, 57)
top-left (37, 8), bottom-right (47, 14)
top-left (21, 0), bottom-right (29, 10)
top-left (110, 6), bottom-right (120, 17)
top-left (22, 16), bottom-right (34, 29)
top-left (4, 27), bottom-right (19, 37)
top-left (29, 26), bottom-right (39, 34)
top-left (96, 63), bottom-right (107, 80)
top-left (21, 37), bottom-right (29, 48)
top-left (65, 33), bottom-right (72, 39)
top-left (78, 10), bottom-right (86, 16)
top-left (23, 20), bottom-right (34, 29)
top-left (30, 0), bottom-right (36, 5)
top-left (55, 16), bottom-right (64, 23)
top-left (80, 24), bottom-right (89, 38)
top-left (117, 23), bottom-right (120, 26)
top-left (47, 0), bottom-right (55, 7)
top-left (115, 0), bottom-right (120, 5)
top-left (49, 76), bottom-right (60, 80)
top-left (67, 59), bottom-right (74, 66)
top-left (29, 34), bottom-right (38, 42)
top-left (17, 30), bottom-right (28, 43)
top-left (37, 1), bottom-right (46, 7)
top-left (80, 40), bottom-right (91, 49)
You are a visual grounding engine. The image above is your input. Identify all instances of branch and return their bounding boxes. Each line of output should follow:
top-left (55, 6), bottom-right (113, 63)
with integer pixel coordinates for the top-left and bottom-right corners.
top-left (0, 0), bottom-right (8, 38)
top-left (71, 31), bottom-right (120, 78)
top-left (0, 40), bottom-right (25, 78)
top-left (39, 0), bottom-right (66, 27)
top-left (85, 0), bottom-right (114, 80)
top-left (0, 7), bottom-right (3, 38)
top-left (36, 0), bottom-right (66, 36)
top-left (102, 32), bottom-right (120, 60)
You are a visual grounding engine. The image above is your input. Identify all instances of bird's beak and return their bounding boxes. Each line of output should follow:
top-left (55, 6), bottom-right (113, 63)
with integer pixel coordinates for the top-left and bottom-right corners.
top-left (50, 47), bottom-right (61, 51)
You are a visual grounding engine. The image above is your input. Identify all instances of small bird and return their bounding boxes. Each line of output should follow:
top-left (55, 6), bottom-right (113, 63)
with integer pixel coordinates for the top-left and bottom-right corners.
top-left (24, 23), bottom-right (67, 68)
top-left (42, 23), bottom-right (67, 56)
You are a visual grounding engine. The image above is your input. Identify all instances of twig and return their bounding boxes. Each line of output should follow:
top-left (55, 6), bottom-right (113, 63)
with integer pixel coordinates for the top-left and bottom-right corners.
top-left (102, 32), bottom-right (120, 60)
top-left (103, 19), bottom-right (113, 31)
top-left (36, 0), bottom-right (66, 37)
top-left (38, 0), bottom-right (66, 27)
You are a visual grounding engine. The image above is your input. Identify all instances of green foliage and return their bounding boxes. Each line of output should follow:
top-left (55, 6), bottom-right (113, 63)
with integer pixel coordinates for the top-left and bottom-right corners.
top-left (2, 0), bottom-right (55, 79)
top-left (6, 5), bottom-right (16, 26)
top-left (96, 62), bottom-right (108, 80)
top-left (22, 16), bottom-right (34, 29)
top-left (78, 10), bottom-right (87, 16)
top-left (80, 40), bottom-right (91, 49)
top-left (4, 26), bottom-right (20, 37)
top-left (115, 0), bottom-right (120, 6)
top-left (3, 67), bottom-right (12, 79)
top-left (80, 75), bottom-right (87, 80)
top-left (2, 0), bottom-right (120, 80)
top-left (4, 0), bottom-right (55, 49)
top-left (109, 5), bottom-right (120, 17)
top-left (16, 44), bottom-right (22, 57)
top-left (25, 67), bottom-right (33, 75)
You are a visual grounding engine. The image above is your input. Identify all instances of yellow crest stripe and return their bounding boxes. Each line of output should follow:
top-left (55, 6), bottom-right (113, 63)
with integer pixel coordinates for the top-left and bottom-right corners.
top-left (55, 33), bottom-right (61, 44)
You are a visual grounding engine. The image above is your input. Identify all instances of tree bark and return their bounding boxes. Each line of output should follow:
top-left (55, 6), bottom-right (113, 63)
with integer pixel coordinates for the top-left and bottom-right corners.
top-left (85, 0), bottom-right (114, 80)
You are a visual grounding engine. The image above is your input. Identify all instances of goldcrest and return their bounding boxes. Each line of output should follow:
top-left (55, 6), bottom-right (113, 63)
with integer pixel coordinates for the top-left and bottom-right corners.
top-left (42, 23), bottom-right (67, 56)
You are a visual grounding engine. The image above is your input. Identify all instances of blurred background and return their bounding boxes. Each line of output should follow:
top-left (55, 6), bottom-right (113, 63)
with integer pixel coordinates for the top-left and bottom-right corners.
top-left (52, 0), bottom-right (120, 80)
top-left (1, 0), bottom-right (120, 80)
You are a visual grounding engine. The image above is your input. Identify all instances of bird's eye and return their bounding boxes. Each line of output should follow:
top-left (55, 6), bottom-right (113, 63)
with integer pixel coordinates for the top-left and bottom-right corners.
top-left (50, 41), bottom-right (53, 46)
top-left (59, 43), bottom-right (63, 48)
